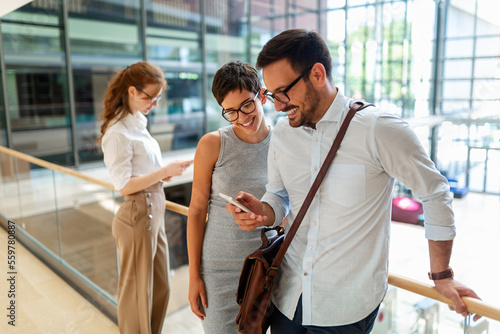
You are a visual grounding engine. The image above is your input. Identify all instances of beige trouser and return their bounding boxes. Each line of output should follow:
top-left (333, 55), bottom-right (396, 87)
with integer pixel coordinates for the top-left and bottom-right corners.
top-left (112, 183), bottom-right (170, 334)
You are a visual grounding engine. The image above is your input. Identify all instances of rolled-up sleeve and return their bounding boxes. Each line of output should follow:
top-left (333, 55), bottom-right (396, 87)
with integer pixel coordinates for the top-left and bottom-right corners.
top-left (373, 114), bottom-right (456, 241)
top-left (102, 132), bottom-right (133, 191)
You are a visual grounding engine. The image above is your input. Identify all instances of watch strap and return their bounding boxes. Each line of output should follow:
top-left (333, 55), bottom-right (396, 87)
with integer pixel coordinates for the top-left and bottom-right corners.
top-left (428, 267), bottom-right (454, 280)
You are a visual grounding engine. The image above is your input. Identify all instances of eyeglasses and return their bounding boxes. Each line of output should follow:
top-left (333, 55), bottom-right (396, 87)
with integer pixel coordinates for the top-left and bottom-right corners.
top-left (221, 93), bottom-right (259, 122)
top-left (263, 66), bottom-right (313, 104)
top-left (135, 87), bottom-right (163, 104)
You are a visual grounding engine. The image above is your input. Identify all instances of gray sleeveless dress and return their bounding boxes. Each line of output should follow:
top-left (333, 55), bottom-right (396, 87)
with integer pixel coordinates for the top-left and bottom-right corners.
top-left (201, 125), bottom-right (272, 333)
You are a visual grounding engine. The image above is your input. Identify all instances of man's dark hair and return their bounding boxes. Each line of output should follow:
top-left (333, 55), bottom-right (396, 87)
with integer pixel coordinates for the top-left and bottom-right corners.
top-left (212, 61), bottom-right (261, 105)
top-left (256, 29), bottom-right (333, 81)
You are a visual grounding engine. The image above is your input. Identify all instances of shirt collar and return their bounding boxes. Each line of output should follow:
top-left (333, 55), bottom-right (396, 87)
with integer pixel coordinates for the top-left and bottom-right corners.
top-left (317, 88), bottom-right (351, 125)
top-left (122, 111), bottom-right (148, 130)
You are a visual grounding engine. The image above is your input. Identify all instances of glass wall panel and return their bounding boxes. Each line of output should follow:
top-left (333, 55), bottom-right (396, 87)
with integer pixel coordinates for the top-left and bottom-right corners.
top-left (444, 38), bottom-right (474, 58)
top-left (441, 80), bottom-right (471, 100)
top-left (446, 2), bottom-right (475, 38)
top-left (327, 0), bottom-right (346, 9)
top-left (326, 9), bottom-right (346, 90)
top-left (334, 1), bottom-right (416, 118)
top-left (473, 80), bottom-right (500, 104)
top-left (164, 70), bottom-right (204, 149)
top-left (474, 57), bottom-right (499, 78)
top-left (435, 122), bottom-right (468, 180)
top-left (0, 75), bottom-right (6, 146)
top-left (68, 0), bottom-right (142, 163)
top-left (54, 172), bottom-right (118, 297)
top-left (410, 0), bottom-right (435, 119)
top-left (288, 1), bottom-right (318, 31)
top-left (1, 1), bottom-right (74, 165)
top-left (205, 0), bottom-right (249, 132)
top-left (472, 101), bottom-right (500, 121)
top-left (485, 149), bottom-right (500, 194)
top-left (443, 59), bottom-right (472, 79)
top-left (68, 0), bottom-right (143, 58)
top-left (147, 1), bottom-right (205, 148)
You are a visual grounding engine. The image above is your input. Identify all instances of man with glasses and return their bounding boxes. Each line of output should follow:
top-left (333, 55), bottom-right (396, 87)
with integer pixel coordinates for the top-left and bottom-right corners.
top-left (226, 29), bottom-right (480, 333)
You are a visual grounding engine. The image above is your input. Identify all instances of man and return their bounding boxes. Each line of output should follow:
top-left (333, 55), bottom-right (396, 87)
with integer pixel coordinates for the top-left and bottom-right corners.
top-left (227, 29), bottom-right (480, 333)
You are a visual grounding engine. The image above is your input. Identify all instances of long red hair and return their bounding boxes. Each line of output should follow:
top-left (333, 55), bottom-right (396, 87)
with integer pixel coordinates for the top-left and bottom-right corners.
top-left (97, 61), bottom-right (166, 144)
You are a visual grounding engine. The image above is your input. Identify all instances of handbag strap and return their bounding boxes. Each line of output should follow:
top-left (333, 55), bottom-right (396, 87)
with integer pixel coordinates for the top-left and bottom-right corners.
top-left (268, 101), bottom-right (373, 272)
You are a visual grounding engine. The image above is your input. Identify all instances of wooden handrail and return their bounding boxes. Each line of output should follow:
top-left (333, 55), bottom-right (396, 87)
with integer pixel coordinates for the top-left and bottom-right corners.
top-left (0, 145), bottom-right (114, 189)
top-left (389, 273), bottom-right (500, 322)
top-left (1, 145), bottom-right (499, 321)
top-left (0, 145), bottom-right (187, 216)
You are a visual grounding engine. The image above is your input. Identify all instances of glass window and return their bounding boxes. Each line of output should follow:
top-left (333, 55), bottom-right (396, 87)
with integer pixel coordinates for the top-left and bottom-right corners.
top-left (145, 0), bottom-right (204, 150)
top-left (0, 75), bottom-right (6, 146)
top-left (72, 68), bottom-right (111, 162)
top-left (68, 0), bottom-right (143, 163)
top-left (158, 70), bottom-right (204, 150)
top-left (471, 100), bottom-right (500, 121)
top-left (288, 1), bottom-right (318, 31)
top-left (68, 0), bottom-right (143, 58)
top-left (441, 80), bottom-right (471, 100)
top-left (443, 59), bottom-right (472, 79)
top-left (446, 2), bottom-right (475, 38)
top-left (444, 38), bottom-right (474, 58)
top-left (1, 2), bottom-right (74, 164)
top-left (146, 0), bottom-right (202, 63)
top-left (475, 36), bottom-right (500, 57)
top-left (205, 0), bottom-right (249, 132)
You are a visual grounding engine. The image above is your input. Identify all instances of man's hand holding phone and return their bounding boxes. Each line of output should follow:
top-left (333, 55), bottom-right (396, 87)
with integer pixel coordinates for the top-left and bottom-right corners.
top-left (221, 192), bottom-right (269, 231)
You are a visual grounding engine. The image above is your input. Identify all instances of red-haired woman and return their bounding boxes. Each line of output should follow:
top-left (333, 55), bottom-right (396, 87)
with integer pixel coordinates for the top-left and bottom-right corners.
top-left (98, 61), bottom-right (192, 334)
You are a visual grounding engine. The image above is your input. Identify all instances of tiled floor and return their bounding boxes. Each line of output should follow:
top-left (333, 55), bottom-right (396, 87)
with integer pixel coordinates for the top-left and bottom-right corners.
top-left (0, 227), bottom-right (119, 334)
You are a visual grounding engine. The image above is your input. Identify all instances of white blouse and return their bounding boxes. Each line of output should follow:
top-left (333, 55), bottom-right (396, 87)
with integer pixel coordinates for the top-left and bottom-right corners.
top-left (101, 112), bottom-right (163, 191)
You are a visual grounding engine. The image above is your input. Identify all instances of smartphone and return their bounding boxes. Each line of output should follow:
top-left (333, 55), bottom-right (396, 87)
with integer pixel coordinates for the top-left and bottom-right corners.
top-left (219, 193), bottom-right (251, 213)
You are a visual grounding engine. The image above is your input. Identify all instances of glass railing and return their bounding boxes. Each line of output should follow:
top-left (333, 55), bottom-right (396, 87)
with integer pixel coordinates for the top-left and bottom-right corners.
top-left (0, 145), bottom-right (120, 320)
top-left (0, 145), bottom-right (190, 322)
top-left (0, 145), bottom-right (499, 332)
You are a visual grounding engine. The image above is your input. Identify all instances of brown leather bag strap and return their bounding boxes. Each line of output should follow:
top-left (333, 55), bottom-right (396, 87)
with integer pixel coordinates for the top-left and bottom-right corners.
top-left (268, 101), bottom-right (373, 271)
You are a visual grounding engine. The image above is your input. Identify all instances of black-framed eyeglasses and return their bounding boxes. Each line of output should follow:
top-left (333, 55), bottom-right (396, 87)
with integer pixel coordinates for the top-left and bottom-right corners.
top-left (263, 66), bottom-right (313, 104)
top-left (221, 93), bottom-right (259, 122)
top-left (135, 87), bottom-right (163, 104)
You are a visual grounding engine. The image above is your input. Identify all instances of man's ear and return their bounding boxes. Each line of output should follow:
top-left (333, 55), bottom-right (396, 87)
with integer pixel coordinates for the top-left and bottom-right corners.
top-left (310, 63), bottom-right (327, 88)
top-left (259, 87), bottom-right (267, 105)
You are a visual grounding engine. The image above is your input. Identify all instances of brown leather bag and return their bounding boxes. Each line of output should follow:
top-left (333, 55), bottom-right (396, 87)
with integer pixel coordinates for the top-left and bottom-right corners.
top-left (234, 101), bottom-right (372, 334)
top-left (235, 226), bottom-right (284, 334)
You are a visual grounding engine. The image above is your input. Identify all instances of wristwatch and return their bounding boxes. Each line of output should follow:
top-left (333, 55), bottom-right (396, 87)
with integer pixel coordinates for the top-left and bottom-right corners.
top-left (428, 267), bottom-right (454, 280)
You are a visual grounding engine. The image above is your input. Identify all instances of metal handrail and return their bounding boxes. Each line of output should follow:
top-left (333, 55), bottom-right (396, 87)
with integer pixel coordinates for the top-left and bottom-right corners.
top-left (1, 145), bottom-right (499, 321)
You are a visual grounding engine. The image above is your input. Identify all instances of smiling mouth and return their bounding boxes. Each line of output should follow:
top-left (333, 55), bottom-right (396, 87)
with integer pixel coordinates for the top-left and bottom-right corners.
top-left (285, 107), bottom-right (297, 116)
top-left (241, 118), bottom-right (254, 127)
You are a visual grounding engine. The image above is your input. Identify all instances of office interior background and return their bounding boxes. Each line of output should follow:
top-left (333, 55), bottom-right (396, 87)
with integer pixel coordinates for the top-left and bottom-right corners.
top-left (0, 0), bottom-right (498, 195)
top-left (0, 0), bottom-right (499, 331)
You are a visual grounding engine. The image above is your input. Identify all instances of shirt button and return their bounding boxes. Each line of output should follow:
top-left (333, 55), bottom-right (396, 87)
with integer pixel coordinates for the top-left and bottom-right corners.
top-left (304, 272), bottom-right (309, 276)
top-left (313, 167), bottom-right (318, 172)
top-left (314, 138), bottom-right (319, 143)
top-left (314, 194), bottom-right (318, 199)
top-left (148, 214), bottom-right (153, 219)
top-left (313, 221), bottom-right (317, 226)
top-left (148, 203), bottom-right (153, 207)
top-left (309, 247), bottom-right (313, 251)
top-left (147, 226), bottom-right (152, 231)
top-left (146, 193), bottom-right (151, 197)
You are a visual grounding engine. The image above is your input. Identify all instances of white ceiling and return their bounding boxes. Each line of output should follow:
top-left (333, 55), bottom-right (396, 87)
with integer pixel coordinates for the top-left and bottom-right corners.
top-left (0, 0), bottom-right (33, 18)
